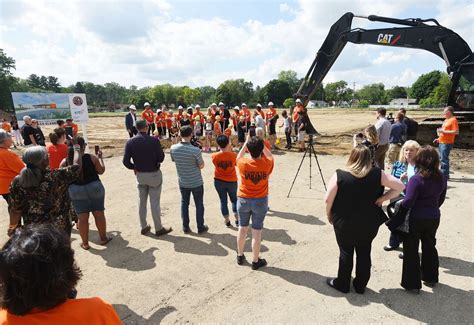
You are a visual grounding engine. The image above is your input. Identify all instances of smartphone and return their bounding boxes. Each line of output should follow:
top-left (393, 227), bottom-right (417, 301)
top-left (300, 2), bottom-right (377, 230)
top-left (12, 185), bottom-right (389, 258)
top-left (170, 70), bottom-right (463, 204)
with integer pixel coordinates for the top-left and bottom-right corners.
top-left (65, 126), bottom-right (73, 139)
top-left (94, 145), bottom-right (100, 155)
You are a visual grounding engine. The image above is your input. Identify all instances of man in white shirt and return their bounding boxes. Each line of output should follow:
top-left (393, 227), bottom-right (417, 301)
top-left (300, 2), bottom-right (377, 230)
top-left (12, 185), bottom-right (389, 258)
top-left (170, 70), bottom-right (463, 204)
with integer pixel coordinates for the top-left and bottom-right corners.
top-left (374, 108), bottom-right (392, 170)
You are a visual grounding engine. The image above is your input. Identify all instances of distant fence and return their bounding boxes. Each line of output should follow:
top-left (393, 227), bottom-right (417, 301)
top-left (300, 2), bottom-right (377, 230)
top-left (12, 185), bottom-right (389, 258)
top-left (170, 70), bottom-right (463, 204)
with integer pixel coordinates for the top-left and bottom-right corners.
top-left (369, 104), bottom-right (420, 109)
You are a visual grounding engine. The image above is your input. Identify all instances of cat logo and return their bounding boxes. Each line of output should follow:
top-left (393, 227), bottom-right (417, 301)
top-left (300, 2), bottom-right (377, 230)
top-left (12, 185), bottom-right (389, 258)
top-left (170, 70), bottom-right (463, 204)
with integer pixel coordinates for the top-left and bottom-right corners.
top-left (377, 33), bottom-right (401, 45)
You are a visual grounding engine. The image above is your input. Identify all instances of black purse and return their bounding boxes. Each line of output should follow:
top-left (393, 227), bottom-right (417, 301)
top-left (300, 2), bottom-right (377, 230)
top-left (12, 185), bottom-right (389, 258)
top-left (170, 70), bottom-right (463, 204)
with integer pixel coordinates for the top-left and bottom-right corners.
top-left (386, 197), bottom-right (410, 234)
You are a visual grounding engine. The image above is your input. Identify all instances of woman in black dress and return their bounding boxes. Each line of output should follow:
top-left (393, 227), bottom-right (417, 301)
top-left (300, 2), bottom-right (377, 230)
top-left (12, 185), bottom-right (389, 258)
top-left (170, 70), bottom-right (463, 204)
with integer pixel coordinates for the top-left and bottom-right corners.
top-left (324, 145), bottom-right (404, 293)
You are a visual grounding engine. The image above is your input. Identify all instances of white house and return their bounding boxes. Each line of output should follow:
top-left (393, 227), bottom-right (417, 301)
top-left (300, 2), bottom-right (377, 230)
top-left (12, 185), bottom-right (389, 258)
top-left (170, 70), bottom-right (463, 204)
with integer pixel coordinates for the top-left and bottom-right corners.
top-left (389, 98), bottom-right (417, 106)
top-left (306, 100), bottom-right (328, 108)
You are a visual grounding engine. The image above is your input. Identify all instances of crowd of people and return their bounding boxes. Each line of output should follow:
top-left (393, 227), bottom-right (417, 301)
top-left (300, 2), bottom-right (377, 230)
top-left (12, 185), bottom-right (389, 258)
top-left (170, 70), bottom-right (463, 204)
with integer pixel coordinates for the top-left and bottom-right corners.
top-left (0, 103), bottom-right (460, 322)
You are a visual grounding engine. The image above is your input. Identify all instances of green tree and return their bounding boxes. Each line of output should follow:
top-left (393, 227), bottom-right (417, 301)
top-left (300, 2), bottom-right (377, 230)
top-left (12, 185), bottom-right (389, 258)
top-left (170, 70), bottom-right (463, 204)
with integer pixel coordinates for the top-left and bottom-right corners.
top-left (0, 49), bottom-right (16, 111)
top-left (410, 70), bottom-right (442, 100)
top-left (283, 98), bottom-right (295, 108)
top-left (278, 70), bottom-right (299, 94)
top-left (216, 79), bottom-right (254, 107)
top-left (356, 83), bottom-right (388, 105)
top-left (419, 73), bottom-right (451, 108)
top-left (196, 86), bottom-right (216, 106)
top-left (27, 74), bottom-right (42, 89)
top-left (46, 76), bottom-right (61, 92)
top-left (324, 81), bottom-right (352, 103)
top-left (261, 79), bottom-right (292, 106)
top-left (386, 86), bottom-right (407, 100)
top-left (182, 86), bottom-right (200, 105)
top-left (74, 81), bottom-right (85, 93)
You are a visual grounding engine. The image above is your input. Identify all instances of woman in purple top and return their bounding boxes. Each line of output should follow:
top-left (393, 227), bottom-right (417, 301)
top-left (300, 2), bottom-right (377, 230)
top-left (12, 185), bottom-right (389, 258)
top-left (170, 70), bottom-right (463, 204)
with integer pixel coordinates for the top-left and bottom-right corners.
top-left (398, 145), bottom-right (447, 292)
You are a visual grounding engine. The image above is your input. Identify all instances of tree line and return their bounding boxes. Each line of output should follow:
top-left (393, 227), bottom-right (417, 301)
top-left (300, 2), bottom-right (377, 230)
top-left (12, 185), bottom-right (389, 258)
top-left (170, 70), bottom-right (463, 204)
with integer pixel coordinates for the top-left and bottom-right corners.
top-left (0, 49), bottom-right (451, 112)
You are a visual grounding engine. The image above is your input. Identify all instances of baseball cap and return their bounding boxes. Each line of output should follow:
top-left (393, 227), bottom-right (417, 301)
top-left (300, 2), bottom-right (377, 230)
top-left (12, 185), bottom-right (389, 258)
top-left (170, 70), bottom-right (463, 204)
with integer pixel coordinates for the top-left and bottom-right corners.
top-left (144, 102), bottom-right (151, 107)
top-left (129, 105), bottom-right (137, 110)
top-left (268, 102), bottom-right (274, 106)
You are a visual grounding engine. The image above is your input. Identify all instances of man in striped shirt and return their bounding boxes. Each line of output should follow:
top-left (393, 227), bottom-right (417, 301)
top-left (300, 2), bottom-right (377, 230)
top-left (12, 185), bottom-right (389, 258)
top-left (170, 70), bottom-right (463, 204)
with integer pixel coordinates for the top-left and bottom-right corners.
top-left (170, 126), bottom-right (208, 234)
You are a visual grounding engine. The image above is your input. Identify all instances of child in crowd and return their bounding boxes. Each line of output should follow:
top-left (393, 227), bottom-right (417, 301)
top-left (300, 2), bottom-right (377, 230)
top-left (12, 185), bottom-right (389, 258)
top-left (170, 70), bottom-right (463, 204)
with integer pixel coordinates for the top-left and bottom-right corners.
top-left (194, 116), bottom-right (202, 138)
top-left (169, 125), bottom-right (179, 145)
top-left (280, 110), bottom-right (292, 150)
top-left (237, 115), bottom-right (247, 148)
top-left (224, 123), bottom-right (233, 138)
top-left (204, 117), bottom-right (213, 152)
top-left (214, 116), bottom-right (222, 152)
top-left (180, 112), bottom-right (191, 127)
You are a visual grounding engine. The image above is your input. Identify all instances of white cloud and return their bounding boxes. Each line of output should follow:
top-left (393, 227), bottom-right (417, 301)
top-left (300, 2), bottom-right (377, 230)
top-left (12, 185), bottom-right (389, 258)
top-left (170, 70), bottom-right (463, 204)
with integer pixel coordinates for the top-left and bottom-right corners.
top-left (1, 0), bottom-right (471, 91)
top-left (373, 51), bottom-right (411, 65)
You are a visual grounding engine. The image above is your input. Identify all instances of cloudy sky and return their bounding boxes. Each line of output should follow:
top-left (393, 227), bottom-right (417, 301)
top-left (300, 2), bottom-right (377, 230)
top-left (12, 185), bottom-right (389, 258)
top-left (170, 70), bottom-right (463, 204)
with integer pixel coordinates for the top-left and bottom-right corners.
top-left (1, 0), bottom-right (472, 90)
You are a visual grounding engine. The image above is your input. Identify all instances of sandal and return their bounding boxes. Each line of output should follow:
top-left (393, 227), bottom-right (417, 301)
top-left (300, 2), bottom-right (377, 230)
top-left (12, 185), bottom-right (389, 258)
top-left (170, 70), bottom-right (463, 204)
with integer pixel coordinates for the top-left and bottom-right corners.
top-left (80, 243), bottom-right (90, 250)
top-left (99, 237), bottom-right (113, 246)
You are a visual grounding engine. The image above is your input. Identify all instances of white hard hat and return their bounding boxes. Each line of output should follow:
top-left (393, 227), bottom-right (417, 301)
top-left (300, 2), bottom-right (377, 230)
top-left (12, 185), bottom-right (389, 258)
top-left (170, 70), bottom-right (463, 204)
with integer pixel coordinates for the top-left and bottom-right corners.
top-left (157, 109), bottom-right (162, 113)
top-left (234, 106), bottom-right (240, 110)
top-left (268, 102), bottom-right (274, 106)
top-left (295, 98), bottom-right (302, 104)
top-left (241, 103), bottom-right (247, 107)
top-left (178, 105), bottom-right (183, 110)
top-left (218, 102), bottom-right (224, 106)
top-left (195, 104), bottom-right (201, 109)
top-left (256, 103), bottom-right (262, 108)
top-left (211, 102), bottom-right (217, 107)
top-left (129, 105), bottom-right (137, 110)
top-left (144, 102), bottom-right (151, 107)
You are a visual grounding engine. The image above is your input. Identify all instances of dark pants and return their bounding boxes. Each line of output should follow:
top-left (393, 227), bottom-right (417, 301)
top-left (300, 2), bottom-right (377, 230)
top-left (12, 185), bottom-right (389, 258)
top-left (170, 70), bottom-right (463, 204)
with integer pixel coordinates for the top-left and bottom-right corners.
top-left (285, 129), bottom-right (292, 148)
top-left (180, 185), bottom-right (205, 231)
top-left (214, 179), bottom-right (237, 218)
top-left (334, 234), bottom-right (373, 293)
top-left (128, 127), bottom-right (138, 138)
top-left (147, 123), bottom-right (156, 135)
top-left (389, 231), bottom-right (401, 248)
top-left (402, 218), bottom-right (440, 290)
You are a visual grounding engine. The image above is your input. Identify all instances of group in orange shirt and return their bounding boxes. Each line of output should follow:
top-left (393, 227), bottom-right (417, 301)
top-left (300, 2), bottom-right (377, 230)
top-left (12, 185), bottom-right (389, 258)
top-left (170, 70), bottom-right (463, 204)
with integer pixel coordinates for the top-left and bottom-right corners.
top-left (141, 102), bottom-right (155, 135)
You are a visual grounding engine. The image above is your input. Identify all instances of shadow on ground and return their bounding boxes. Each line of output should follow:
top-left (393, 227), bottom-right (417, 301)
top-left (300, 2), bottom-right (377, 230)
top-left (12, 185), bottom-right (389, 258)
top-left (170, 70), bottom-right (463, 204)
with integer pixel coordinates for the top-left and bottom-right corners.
top-left (267, 210), bottom-right (326, 226)
top-left (113, 304), bottom-right (176, 324)
top-left (87, 230), bottom-right (157, 271)
top-left (262, 266), bottom-right (474, 323)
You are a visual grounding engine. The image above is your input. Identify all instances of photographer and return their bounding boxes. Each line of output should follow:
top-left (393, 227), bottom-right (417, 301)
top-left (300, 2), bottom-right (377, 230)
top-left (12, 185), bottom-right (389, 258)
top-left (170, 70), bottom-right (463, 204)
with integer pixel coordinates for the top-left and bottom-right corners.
top-left (236, 134), bottom-right (274, 270)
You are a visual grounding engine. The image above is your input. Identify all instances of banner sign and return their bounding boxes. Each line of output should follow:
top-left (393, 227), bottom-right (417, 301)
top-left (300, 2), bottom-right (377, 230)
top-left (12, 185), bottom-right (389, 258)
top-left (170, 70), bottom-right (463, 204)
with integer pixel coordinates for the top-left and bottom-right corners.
top-left (12, 92), bottom-right (88, 126)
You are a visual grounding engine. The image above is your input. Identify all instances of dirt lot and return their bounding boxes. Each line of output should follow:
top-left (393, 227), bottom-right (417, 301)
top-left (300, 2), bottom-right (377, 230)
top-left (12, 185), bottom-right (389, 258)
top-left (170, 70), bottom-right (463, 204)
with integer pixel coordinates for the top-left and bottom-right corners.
top-left (1, 110), bottom-right (473, 323)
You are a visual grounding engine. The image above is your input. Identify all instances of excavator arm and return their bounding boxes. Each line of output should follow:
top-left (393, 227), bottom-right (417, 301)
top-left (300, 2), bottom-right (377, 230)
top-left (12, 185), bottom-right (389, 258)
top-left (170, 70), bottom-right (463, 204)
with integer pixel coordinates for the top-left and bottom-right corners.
top-left (296, 12), bottom-right (473, 105)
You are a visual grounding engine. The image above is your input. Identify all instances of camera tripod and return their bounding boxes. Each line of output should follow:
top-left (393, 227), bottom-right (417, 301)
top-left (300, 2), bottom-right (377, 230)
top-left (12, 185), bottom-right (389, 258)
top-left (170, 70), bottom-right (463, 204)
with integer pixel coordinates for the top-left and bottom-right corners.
top-left (287, 135), bottom-right (327, 198)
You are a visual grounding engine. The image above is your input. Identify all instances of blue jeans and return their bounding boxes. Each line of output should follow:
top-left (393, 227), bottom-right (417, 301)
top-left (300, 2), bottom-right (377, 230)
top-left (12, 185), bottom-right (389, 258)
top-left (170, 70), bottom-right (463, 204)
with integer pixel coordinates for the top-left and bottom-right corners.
top-left (180, 185), bottom-right (205, 231)
top-left (439, 143), bottom-right (452, 178)
top-left (214, 179), bottom-right (237, 218)
top-left (237, 196), bottom-right (268, 230)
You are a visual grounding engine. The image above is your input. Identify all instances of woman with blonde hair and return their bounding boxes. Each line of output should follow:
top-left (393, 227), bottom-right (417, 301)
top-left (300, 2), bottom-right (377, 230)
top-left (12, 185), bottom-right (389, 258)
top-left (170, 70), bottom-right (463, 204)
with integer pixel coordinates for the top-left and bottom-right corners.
top-left (324, 145), bottom-right (404, 294)
top-left (353, 125), bottom-right (379, 166)
top-left (384, 140), bottom-right (421, 251)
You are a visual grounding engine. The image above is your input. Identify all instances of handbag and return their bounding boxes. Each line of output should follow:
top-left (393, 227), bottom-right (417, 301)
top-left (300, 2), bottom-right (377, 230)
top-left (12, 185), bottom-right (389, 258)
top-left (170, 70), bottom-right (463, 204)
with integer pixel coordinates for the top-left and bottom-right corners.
top-left (386, 197), bottom-right (411, 234)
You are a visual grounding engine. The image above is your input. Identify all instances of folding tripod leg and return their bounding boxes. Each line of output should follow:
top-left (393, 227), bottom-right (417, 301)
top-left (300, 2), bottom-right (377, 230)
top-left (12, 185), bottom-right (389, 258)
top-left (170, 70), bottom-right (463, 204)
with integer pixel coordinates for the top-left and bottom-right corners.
top-left (287, 147), bottom-right (309, 198)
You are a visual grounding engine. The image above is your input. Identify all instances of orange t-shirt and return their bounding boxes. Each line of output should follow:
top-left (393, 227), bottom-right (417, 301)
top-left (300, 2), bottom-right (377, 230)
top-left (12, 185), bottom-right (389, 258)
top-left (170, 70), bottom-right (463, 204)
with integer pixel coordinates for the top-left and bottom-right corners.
top-left (439, 117), bottom-right (459, 144)
top-left (1, 122), bottom-right (11, 132)
top-left (207, 112), bottom-right (215, 124)
top-left (292, 106), bottom-right (303, 123)
top-left (165, 112), bottom-right (173, 128)
top-left (47, 143), bottom-right (68, 170)
top-left (212, 151), bottom-right (237, 182)
top-left (214, 121), bottom-right (222, 135)
top-left (155, 114), bottom-right (166, 128)
top-left (0, 298), bottom-right (121, 325)
top-left (0, 148), bottom-right (24, 195)
top-left (175, 112), bottom-right (183, 124)
top-left (192, 112), bottom-right (205, 124)
top-left (141, 109), bottom-right (155, 123)
top-left (266, 109), bottom-right (277, 121)
top-left (240, 109), bottom-right (251, 122)
top-left (237, 156), bottom-right (274, 198)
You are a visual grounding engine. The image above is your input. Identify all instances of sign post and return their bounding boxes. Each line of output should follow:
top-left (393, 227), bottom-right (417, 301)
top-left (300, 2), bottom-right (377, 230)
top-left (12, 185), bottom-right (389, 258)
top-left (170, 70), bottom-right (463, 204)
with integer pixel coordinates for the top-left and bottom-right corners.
top-left (68, 93), bottom-right (89, 144)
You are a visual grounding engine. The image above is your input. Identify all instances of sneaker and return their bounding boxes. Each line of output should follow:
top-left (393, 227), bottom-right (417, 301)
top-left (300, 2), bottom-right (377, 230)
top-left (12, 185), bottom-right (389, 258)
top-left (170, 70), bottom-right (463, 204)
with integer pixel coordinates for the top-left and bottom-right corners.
top-left (183, 227), bottom-right (191, 234)
top-left (156, 227), bottom-right (173, 237)
top-left (383, 244), bottom-right (399, 251)
top-left (225, 221), bottom-right (231, 228)
top-left (140, 225), bottom-right (151, 235)
top-left (198, 225), bottom-right (209, 234)
top-left (237, 254), bottom-right (246, 265)
top-left (251, 258), bottom-right (267, 270)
